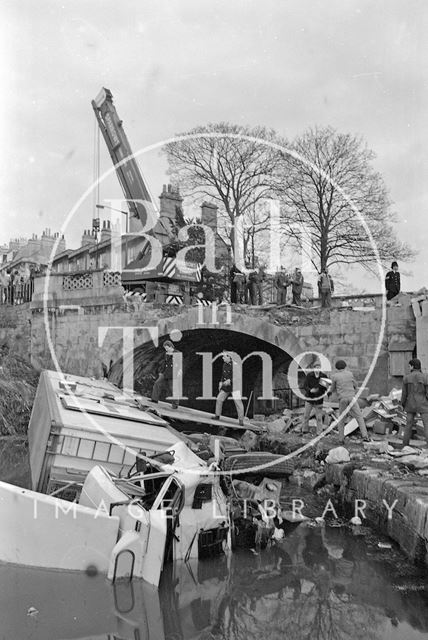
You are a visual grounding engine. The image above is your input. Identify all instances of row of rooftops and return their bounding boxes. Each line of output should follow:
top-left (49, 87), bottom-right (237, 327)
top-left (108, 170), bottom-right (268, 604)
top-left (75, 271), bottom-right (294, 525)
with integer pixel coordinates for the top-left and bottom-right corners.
top-left (0, 185), bottom-right (226, 275)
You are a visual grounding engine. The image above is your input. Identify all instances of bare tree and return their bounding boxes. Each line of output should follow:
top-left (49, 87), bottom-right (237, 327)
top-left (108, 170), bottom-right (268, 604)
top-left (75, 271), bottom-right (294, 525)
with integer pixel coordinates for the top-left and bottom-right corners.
top-left (277, 126), bottom-right (415, 275)
top-left (162, 123), bottom-right (281, 264)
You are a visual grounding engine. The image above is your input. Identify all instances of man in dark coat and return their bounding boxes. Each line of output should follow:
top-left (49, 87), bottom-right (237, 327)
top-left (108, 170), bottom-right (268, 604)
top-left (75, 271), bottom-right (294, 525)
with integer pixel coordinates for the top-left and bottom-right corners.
top-left (385, 261), bottom-right (401, 301)
top-left (291, 268), bottom-right (304, 305)
top-left (213, 352), bottom-right (244, 425)
top-left (248, 266), bottom-right (265, 305)
top-left (401, 358), bottom-right (428, 447)
top-left (151, 340), bottom-right (181, 408)
top-left (230, 264), bottom-right (246, 303)
top-left (302, 362), bottom-right (328, 434)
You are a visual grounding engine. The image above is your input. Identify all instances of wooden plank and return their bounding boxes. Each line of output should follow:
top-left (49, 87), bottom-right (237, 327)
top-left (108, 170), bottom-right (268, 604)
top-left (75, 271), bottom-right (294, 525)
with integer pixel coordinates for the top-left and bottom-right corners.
top-left (135, 397), bottom-right (261, 433)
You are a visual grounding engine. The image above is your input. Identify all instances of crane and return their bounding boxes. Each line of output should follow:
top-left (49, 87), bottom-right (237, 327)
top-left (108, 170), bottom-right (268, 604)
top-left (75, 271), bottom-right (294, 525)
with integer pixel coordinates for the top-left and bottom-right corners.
top-left (92, 88), bottom-right (199, 302)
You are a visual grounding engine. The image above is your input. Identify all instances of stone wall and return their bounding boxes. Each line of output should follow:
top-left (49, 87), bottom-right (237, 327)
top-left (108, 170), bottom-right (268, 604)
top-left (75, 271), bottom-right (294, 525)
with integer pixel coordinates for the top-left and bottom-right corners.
top-left (0, 274), bottom-right (416, 397)
top-left (326, 463), bottom-right (428, 566)
top-left (0, 304), bottom-right (31, 361)
top-left (29, 295), bottom-right (389, 394)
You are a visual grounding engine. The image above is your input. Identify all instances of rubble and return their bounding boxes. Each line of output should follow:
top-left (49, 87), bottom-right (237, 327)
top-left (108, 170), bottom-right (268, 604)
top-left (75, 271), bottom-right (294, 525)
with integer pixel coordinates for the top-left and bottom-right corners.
top-left (325, 447), bottom-right (350, 464)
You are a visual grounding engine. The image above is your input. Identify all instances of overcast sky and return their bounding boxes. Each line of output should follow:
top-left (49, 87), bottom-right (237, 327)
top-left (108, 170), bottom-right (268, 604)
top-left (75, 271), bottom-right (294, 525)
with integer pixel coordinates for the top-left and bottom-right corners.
top-left (1, 0), bottom-right (427, 291)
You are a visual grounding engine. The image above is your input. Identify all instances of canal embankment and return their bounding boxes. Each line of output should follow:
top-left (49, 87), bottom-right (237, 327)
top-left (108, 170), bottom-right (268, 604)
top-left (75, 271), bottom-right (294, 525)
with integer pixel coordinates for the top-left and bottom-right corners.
top-left (325, 461), bottom-right (428, 565)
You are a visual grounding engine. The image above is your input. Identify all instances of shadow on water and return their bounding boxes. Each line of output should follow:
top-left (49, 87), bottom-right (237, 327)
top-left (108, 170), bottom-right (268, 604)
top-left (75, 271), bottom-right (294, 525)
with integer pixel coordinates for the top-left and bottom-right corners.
top-left (1, 522), bottom-right (428, 640)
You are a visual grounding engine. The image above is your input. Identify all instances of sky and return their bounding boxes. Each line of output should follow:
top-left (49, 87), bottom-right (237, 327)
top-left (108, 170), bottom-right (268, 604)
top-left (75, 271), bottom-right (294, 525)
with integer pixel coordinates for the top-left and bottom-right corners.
top-left (1, 0), bottom-right (427, 292)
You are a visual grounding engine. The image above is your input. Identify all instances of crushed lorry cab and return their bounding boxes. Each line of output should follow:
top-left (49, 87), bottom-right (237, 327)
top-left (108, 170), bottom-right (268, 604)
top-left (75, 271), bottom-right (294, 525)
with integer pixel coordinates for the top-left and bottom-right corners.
top-left (28, 370), bottom-right (185, 500)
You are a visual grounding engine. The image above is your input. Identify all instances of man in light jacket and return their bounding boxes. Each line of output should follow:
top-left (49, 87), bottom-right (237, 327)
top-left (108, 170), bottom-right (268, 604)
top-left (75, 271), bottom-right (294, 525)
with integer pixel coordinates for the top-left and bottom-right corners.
top-left (329, 360), bottom-right (370, 443)
top-left (401, 358), bottom-right (428, 447)
top-left (213, 352), bottom-right (244, 426)
top-left (318, 269), bottom-right (334, 308)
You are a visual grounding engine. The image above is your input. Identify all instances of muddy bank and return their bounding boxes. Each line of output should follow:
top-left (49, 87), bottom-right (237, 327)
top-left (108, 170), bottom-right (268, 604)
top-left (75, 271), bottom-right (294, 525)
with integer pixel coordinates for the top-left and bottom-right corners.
top-left (0, 345), bottom-right (38, 487)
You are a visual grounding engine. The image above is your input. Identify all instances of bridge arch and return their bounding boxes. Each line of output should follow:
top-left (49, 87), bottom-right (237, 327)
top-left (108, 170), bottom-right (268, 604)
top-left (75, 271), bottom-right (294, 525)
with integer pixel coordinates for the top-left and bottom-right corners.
top-left (107, 306), bottom-right (311, 416)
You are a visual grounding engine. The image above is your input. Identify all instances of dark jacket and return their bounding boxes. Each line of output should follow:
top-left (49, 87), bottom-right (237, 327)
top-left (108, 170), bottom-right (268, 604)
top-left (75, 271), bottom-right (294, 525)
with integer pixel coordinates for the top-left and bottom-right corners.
top-left (220, 360), bottom-right (233, 392)
top-left (304, 371), bottom-right (327, 405)
top-left (275, 271), bottom-right (288, 289)
top-left (385, 270), bottom-right (400, 296)
top-left (230, 265), bottom-right (243, 283)
top-left (292, 272), bottom-right (303, 294)
top-left (401, 370), bottom-right (428, 413)
top-left (159, 351), bottom-right (177, 380)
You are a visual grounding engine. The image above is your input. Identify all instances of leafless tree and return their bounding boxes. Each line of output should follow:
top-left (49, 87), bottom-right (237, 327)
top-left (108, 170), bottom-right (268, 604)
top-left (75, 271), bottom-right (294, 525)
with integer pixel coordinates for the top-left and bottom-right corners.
top-left (162, 123), bottom-right (282, 261)
top-left (277, 126), bottom-right (415, 275)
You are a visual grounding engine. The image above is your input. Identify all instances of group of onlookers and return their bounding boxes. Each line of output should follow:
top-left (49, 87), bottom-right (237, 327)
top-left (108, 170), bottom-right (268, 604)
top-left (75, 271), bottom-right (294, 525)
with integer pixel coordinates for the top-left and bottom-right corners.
top-left (274, 266), bottom-right (305, 305)
top-left (0, 266), bottom-right (39, 305)
top-left (227, 259), bottom-right (401, 309)
top-left (229, 264), bottom-right (267, 305)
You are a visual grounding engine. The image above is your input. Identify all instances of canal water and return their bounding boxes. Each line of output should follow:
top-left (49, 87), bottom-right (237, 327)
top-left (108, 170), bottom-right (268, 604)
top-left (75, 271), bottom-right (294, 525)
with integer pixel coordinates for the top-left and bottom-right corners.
top-left (1, 500), bottom-right (428, 639)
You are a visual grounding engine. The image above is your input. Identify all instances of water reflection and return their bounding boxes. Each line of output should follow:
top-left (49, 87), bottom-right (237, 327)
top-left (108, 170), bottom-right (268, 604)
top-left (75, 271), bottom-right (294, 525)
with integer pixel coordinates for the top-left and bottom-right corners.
top-left (1, 523), bottom-right (428, 640)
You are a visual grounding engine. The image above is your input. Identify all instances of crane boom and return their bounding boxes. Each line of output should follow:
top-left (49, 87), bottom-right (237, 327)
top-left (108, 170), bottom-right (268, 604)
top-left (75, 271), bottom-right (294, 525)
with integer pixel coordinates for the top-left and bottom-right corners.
top-left (91, 87), bottom-right (200, 298)
top-left (92, 87), bottom-right (168, 243)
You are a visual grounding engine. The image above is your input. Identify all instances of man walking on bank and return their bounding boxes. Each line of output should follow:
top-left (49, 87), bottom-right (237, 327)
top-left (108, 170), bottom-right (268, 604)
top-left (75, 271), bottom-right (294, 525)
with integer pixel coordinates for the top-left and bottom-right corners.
top-left (213, 352), bottom-right (245, 426)
top-left (302, 361), bottom-right (328, 434)
top-left (401, 358), bottom-right (428, 447)
top-left (151, 340), bottom-right (181, 409)
top-left (329, 360), bottom-right (371, 443)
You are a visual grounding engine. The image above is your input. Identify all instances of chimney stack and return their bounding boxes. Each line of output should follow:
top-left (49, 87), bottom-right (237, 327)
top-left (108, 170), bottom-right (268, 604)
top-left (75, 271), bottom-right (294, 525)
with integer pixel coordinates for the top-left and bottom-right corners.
top-left (200, 201), bottom-right (218, 232)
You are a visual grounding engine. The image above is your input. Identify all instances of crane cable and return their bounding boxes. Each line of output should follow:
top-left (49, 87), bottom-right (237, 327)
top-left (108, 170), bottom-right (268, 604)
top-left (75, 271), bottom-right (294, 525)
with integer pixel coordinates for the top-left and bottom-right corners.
top-left (92, 116), bottom-right (101, 225)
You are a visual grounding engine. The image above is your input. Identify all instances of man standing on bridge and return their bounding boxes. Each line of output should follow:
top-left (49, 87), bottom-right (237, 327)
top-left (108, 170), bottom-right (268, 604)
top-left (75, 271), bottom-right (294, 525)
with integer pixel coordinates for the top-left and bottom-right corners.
top-left (291, 267), bottom-right (304, 305)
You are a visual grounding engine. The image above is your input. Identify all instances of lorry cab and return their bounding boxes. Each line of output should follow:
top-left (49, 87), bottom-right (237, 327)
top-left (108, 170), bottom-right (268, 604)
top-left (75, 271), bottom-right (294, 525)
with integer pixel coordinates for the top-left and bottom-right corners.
top-left (28, 370), bottom-right (185, 500)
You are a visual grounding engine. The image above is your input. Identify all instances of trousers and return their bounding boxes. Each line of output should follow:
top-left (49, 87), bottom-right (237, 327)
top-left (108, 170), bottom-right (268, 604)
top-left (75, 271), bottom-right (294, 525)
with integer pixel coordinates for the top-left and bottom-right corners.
top-left (321, 290), bottom-right (331, 308)
top-left (337, 398), bottom-right (368, 440)
top-left (151, 375), bottom-right (179, 408)
top-left (302, 402), bottom-right (324, 433)
top-left (215, 389), bottom-right (244, 424)
top-left (403, 412), bottom-right (428, 446)
top-left (276, 287), bottom-right (287, 304)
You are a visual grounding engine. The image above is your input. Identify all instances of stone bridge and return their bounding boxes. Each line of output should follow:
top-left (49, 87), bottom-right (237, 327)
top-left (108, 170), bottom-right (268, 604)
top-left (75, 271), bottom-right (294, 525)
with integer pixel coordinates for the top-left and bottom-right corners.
top-left (0, 270), bottom-right (417, 416)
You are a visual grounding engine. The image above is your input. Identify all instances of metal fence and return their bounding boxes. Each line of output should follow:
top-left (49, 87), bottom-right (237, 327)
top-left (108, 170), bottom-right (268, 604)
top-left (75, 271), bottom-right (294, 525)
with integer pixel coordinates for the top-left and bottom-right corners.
top-left (0, 281), bottom-right (34, 305)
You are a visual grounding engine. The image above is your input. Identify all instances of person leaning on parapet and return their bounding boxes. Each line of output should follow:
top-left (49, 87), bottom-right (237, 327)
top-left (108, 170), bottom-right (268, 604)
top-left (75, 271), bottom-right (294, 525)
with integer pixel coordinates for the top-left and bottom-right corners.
top-left (291, 267), bottom-right (304, 305)
top-left (318, 269), bottom-right (334, 308)
top-left (302, 361), bottom-right (328, 435)
top-left (400, 358), bottom-right (428, 447)
top-left (275, 266), bottom-right (288, 305)
top-left (385, 261), bottom-right (401, 301)
top-left (213, 351), bottom-right (244, 426)
top-left (329, 360), bottom-right (371, 444)
top-left (151, 340), bottom-right (181, 409)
